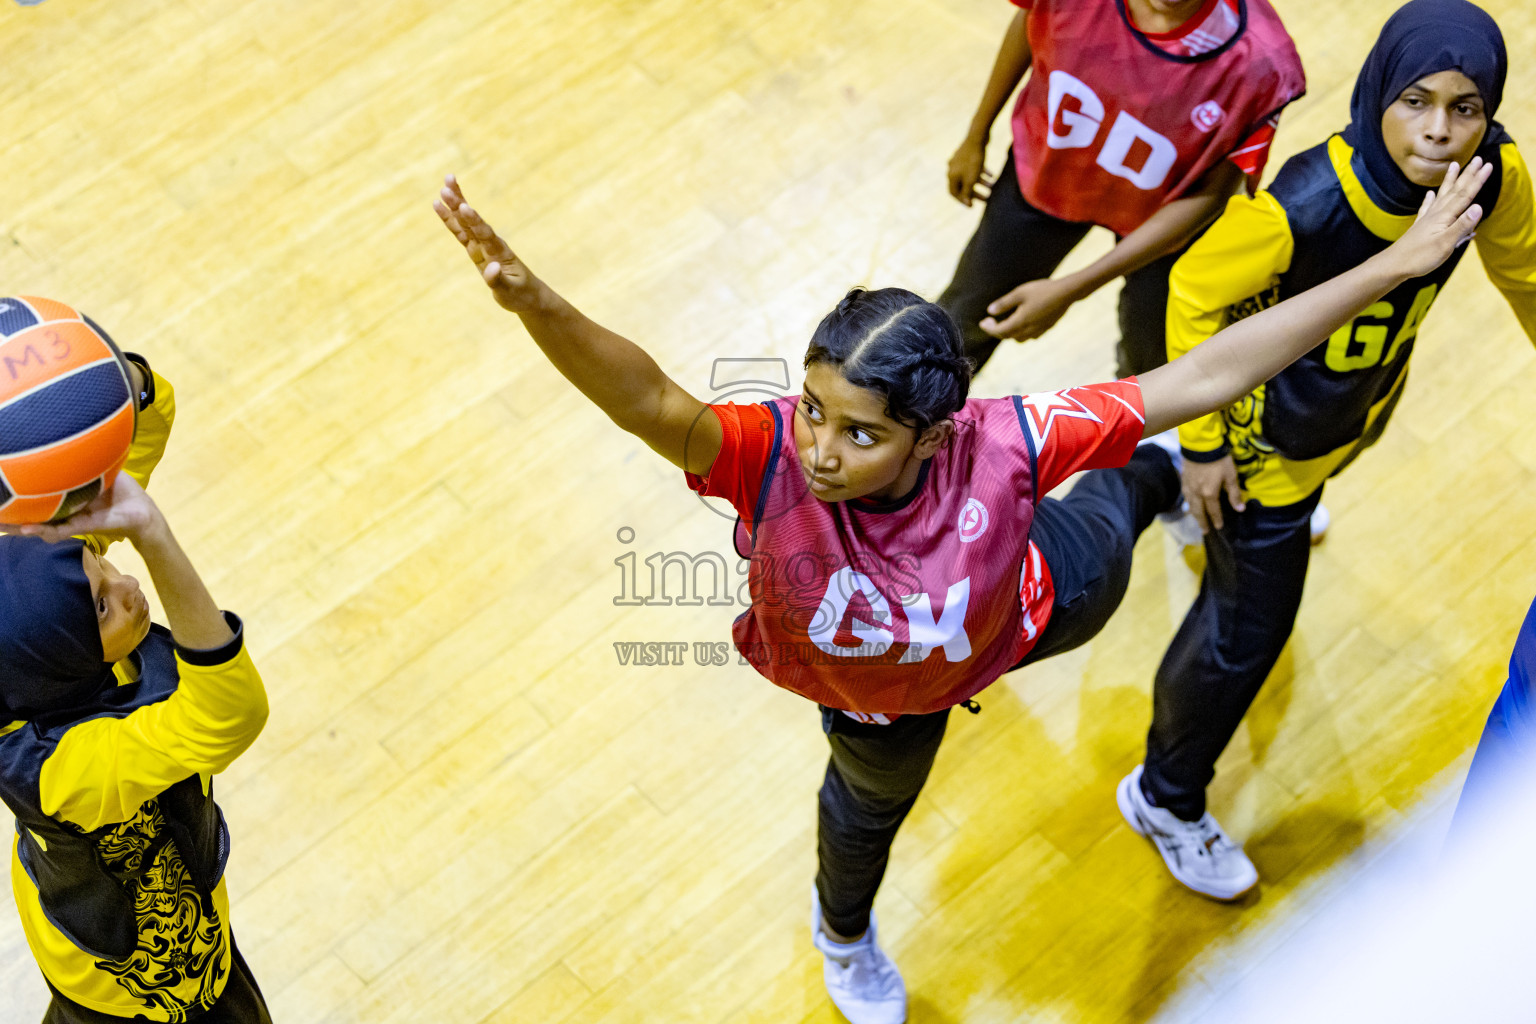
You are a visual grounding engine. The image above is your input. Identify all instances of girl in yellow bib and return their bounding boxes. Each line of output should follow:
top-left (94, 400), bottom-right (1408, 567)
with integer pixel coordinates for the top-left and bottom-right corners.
top-left (1119, 0), bottom-right (1536, 902)
top-left (0, 340), bottom-right (270, 1023)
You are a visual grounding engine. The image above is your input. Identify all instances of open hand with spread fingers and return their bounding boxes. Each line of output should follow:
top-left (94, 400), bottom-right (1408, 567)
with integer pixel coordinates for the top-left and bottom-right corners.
top-left (1388, 156), bottom-right (1492, 278)
top-left (433, 175), bottom-right (545, 314)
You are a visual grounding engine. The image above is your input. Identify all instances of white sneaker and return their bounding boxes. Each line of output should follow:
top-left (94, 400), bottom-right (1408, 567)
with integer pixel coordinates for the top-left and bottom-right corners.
top-left (1157, 503), bottom-right (1204, 549)
top-left (812, 894), bottom-right (907, 1024)
top-left (1117, 764), bottom-right (1258, 901)
top-left (1139, 430), bottom-right (1203, 548)
top-left (1310, 502), bottom-right (1330, 545)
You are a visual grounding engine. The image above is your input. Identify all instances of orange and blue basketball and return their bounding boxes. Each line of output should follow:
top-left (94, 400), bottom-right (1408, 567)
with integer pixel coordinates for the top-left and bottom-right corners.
top-left (0, 297), bottom-right (135, 525)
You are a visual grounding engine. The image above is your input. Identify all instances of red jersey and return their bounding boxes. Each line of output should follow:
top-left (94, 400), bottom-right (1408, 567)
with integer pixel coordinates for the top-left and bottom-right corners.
top-left (687, 381), bottom-right (1145, 715)
top-left (1009, 0), bottom-right (1305, 235)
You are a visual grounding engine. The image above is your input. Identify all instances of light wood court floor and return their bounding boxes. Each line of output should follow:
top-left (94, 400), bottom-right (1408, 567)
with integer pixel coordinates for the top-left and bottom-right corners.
top-left (2, 0), bottom-right (1534, 1020)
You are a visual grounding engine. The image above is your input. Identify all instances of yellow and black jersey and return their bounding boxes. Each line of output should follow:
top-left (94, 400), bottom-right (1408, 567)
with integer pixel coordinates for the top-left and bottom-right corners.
top-left (0, 372), bottom-right (269, 1021)
top-left (1169, 133), bottom-right (1536, 506)
top-left (84, 359), bottom-right (174, 560)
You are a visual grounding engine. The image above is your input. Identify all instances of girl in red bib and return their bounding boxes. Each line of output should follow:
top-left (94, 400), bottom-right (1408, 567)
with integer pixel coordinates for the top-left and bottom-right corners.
top-left (942, 0), bottom-right (1305, 377)
top-left (436, 163), bottom-right (1486, 1024)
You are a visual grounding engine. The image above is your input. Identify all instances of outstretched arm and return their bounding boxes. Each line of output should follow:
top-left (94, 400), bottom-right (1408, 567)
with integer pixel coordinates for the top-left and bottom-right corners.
top-left (434, 177), bottom-right (722, 476)
top-left (1139, 158), bottom-right (1492, 437)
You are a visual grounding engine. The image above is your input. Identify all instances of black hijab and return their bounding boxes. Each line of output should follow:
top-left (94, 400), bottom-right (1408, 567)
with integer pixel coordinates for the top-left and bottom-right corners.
top-left (1343, 0), bottom-right (1509, 216)
top-left (0, 536), bottom-right (116, 723)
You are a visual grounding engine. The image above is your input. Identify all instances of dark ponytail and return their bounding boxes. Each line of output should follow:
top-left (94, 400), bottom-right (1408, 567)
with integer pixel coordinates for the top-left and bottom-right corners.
top-left (803, 287), bottom-right (971, 432)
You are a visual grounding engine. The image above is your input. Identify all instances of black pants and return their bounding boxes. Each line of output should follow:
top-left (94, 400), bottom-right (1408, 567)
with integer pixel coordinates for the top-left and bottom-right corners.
top-left (816, 447), bottom-right (1180, 937)
top-left (42, 938), bottom-right (271, 1024)
top-left (1140, 489), bottom-right (1322, 821)
top-left (937, 154), bottom-right (1186, 378)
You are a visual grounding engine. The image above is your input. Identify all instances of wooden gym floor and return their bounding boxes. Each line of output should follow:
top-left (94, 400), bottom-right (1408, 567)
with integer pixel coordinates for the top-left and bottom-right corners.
top-left (1, 0), bottom-right (1533, 1020)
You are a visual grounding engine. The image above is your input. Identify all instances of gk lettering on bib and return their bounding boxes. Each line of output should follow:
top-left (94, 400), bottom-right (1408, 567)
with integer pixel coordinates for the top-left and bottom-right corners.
top-left (687, 382), bottom-right (1147, 715)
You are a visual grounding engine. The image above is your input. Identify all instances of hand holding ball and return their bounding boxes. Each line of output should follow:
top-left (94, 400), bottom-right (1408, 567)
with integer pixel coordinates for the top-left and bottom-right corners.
top-left (0, 297), bottom-right (136, 525)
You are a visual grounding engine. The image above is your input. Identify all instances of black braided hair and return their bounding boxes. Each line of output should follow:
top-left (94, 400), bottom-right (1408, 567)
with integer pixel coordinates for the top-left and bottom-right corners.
top-left (802, 287), bottom-right (972, 433)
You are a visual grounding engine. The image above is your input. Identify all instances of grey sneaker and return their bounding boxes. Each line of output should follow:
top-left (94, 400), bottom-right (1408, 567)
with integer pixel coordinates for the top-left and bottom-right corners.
top-left (1117, 764), bottom-right (1258, 901)
top-left (1139, 430), bottom-right (1203, 548)
top-left (812, 894), bottom-right (907, 1024)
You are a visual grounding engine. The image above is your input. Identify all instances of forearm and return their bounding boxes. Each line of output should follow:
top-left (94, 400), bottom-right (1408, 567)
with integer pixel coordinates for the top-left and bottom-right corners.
top-left (1060, 172), bottom-right (1239, 300)
top-left (133, 523), bottom-right (234, 652)
top-left (964, 11), bottom-right (1032, 143)
top-left (1142, 252), bottom-right (1407, 435)
top-left (517, 279), bottom-right (679, 435)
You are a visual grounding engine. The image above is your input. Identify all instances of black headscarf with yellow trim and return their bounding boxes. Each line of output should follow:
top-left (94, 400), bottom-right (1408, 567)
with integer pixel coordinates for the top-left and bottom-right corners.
top-left (1343, 0), bottom-right (1510, 216)
top-left (0, 536), bottom-right (116, 723)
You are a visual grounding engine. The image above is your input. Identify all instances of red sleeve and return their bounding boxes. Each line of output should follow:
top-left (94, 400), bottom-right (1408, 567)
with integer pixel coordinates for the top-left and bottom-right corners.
top-left (1018, 379), bottom-right (1146, 495)
top-left (684, 402), bottom-right (777, 523)
top-left (1009, 0), bottom-right (1034, 8)
top-left (1227, 113), bottom-right (1279, 184)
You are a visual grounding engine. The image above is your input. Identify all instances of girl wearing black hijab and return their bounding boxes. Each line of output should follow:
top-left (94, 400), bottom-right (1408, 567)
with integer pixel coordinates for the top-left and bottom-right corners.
top-left (0, 353), bottom-right (271, 1022)
top-left (1117, 0), bottom-right (1536, 901)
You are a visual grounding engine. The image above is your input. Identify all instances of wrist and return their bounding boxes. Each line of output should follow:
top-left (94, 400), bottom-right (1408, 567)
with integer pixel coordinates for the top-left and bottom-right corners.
top-left (127, 515), bottom-right (174, 554)
top-left (1182, 444), bottom-right (1232, 464)
top-left (532, 277), bottom-right (565, 316)
top-left (964, 116), bottom-right (994, 146)
top-left (1370, 247), bottom-right (1417, 288)
top-left (1388, 245), bottom-right (1419, 282)
top-left (1055, 269), bottom-right (1099, 303)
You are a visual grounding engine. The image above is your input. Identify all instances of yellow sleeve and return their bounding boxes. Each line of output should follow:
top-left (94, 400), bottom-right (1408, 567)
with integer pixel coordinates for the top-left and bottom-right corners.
top-left (38, 627), bottom-right (268, 832)
top-left (1167, 190), bottom-right (1295, 456)
top-left (121, 369), bottom-right (175, 488)
top-left (1475, 142), bottom-right (1536, 344)
top-left (83, 370), bottom-right (175, 557)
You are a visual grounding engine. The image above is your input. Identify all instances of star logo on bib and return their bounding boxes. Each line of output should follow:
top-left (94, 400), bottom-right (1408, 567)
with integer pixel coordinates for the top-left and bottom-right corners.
top-left (1191, 100), bottom-right (1225, 133)
top-left (958, 498), bottom-right (989, 543)
top-left (1017, 389), bottom-right (1104, 448)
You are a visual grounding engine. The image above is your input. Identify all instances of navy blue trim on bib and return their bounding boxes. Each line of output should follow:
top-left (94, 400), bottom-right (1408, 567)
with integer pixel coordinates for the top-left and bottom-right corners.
top-left (1012, 395), bottom-right (1041, 504)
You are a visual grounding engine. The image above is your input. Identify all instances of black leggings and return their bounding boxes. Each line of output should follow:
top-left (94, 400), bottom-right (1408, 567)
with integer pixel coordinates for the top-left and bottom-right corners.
top-left (42, 938), bottom-right (270, 1024)
top-left (815, 447), bottom-right (1180, 936)
top-left (937, 153), bottom-right (1185, 379)
top-left (1141, 488), bottom-right (1322, 820)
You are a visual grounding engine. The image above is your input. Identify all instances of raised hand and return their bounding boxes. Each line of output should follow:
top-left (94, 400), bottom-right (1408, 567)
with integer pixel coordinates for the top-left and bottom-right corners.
top-left (433, 175), bottom-right (544, 313)
top-left (1389, 157), bottom-right (1492, 279)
